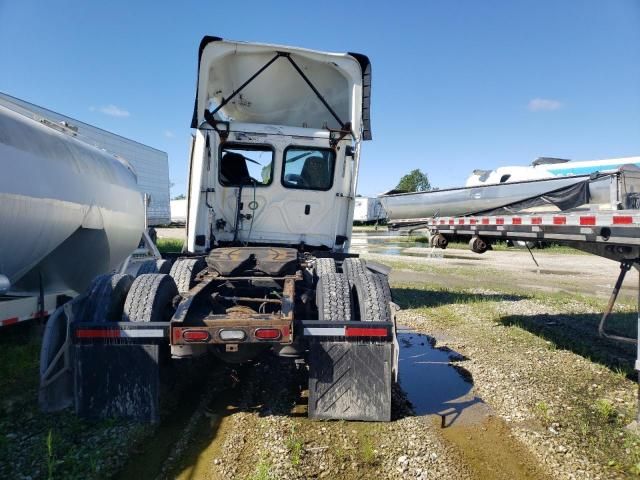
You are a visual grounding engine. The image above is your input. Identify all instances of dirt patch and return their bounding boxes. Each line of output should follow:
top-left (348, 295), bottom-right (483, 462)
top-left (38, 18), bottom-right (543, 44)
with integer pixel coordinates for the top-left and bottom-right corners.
top-left (441, 415), bottom-right (551, 480)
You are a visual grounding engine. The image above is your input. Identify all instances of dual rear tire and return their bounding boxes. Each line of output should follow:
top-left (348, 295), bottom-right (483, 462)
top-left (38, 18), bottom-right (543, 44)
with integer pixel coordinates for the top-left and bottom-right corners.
top-left (316, 258), bottom-right (392, 323)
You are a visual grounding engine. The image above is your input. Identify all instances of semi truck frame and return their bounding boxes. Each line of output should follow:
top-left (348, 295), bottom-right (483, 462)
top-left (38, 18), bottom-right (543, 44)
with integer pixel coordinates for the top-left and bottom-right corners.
top-left (39, 37), bottom-right (399, 422)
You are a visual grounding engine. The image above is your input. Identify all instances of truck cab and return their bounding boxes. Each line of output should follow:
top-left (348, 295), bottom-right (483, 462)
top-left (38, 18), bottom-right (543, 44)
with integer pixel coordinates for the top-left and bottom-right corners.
top-left (186, 37), bottom-right (372, 252)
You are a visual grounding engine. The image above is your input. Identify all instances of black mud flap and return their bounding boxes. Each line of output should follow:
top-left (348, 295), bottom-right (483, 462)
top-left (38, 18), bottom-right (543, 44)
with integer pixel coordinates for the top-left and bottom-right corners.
top-left (74, 344), bottom-right (160, 423)
top-left (308, 341), bottom-right (392, 422)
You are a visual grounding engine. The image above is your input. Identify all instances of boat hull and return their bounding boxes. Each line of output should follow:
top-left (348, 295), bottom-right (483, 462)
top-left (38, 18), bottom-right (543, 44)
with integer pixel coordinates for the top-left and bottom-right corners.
top-left (380, 175), bottom-right (612, 221)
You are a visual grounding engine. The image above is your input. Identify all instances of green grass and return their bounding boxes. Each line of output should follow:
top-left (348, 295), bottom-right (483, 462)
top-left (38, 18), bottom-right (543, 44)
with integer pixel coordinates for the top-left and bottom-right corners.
top-left (248, 459), bottom-right (274, 480)
top-left (156, 238), bottom-right (184, 253)
top-left (286, 426), bottom-right (303, 466)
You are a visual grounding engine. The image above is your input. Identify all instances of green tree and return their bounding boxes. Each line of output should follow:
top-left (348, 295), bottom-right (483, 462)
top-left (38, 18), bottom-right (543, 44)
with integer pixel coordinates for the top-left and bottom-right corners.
top-left (172, 194), bottom-right (186, 200)
top-left (395, 169), bottom-right (431, 192)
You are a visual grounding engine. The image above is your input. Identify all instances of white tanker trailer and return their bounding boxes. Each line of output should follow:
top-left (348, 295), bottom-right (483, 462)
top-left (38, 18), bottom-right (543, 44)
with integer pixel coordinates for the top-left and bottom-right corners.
top-left (0, 102), bottom-right (155, 326)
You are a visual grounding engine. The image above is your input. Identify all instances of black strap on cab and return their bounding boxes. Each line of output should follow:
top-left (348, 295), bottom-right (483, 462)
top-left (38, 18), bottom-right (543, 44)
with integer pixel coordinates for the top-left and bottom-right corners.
top-left (203, 51), bottom-right (348, 132)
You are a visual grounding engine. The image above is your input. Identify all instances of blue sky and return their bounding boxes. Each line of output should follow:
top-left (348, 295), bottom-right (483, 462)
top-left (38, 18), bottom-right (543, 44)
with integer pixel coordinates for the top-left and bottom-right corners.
top-left (1, 1), bottom-right (639, 196)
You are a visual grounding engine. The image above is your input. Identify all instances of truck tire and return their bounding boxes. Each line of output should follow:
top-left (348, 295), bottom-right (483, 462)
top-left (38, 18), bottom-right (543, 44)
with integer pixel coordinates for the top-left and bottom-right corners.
top-left (136, 260), bottom-right (158, 275)
top-left (156, 259), bottom-right (172, 274)
top-left (314, 257), bottom-right (335, 281)
top-left (353, 273), bottom-right (393, 322)
top-left (122, 274), bottom-right (178, 323)
top-left (85, 273), bottom-right (134, 323)
top-left (342, 257), bottom-right (367, 280)
top-left (316, 273), bottom-right (353, 321)
top-left (169, 258), bottom-right (206, 294)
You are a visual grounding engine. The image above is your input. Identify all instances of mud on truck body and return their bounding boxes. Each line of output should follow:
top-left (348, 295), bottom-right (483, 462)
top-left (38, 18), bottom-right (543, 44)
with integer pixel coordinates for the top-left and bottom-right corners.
top-left (39, 36), bottom-right (399, 422)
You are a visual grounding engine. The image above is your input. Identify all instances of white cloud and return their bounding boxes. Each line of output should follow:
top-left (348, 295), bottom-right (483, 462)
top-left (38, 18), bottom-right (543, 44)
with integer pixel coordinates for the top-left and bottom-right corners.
top-left (90, 104), bottom-right (130, 117)
top-left (528, 98), bottom-right (563, 112)
top-left (163, 130), bottom-right (175, 138)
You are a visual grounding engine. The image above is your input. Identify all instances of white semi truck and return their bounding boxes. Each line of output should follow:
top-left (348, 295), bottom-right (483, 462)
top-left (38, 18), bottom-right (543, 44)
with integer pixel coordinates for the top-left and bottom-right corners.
top-left (40, 37), bottom-right (399, 422)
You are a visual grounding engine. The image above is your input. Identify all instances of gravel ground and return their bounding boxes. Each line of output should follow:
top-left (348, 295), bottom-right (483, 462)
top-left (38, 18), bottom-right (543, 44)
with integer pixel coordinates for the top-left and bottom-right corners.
top-left (398, 288), bottom-right (640, 479)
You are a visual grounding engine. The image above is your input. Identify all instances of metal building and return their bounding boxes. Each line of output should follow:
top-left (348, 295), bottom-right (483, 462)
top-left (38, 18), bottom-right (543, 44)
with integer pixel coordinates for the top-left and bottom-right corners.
top-left (0, 92), bottom-right (170, 225)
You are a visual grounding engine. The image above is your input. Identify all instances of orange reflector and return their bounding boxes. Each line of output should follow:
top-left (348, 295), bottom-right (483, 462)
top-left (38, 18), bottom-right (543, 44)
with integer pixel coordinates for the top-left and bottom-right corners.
top-left (255, 328), bottom-right (281, 340)
top-left (183, 330), bottom-right (210, 342)
top-left (345, 327), bottom-right (388, 337)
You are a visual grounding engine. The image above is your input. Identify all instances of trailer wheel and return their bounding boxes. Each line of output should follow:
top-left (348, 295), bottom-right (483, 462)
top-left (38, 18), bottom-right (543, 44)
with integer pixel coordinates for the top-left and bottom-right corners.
top-left (122, 274), bottom-right (178, 323)
top-left (342, 257), bottom-right (367, 280)
top-left (85, 273), bottom-right (134, 323)
top-left (353, 273), bottom-right (393, 322)
top-left (156, 259), bottom-right (172, 274)
top-left (169, 258), bottom-right (206, 294)
top-left (316, 273), bottom-right (353, 321)
top-left (314, 258), bottom-right (336, 281)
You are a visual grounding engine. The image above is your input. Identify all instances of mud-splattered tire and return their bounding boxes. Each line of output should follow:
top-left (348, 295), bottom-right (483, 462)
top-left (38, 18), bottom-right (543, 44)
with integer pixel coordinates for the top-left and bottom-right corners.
top-left (353, 273), bottom-right (393, 322)
top-left (169, 258), bottom-right (206, 294)
top-left (316, 273), bottom-right (353, 321)
top-left (314, 257), bottom-right (336, 281)
top-left (122, 274), bottom-right (178, 323)
top-left (84, 273), bottom-right (134, 323)
top-left (342, 257), bottom-right (367, 281)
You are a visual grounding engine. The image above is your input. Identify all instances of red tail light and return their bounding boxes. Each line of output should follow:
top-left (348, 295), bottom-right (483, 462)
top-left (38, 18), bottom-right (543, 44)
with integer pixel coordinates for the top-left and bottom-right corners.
top-left (345, 327), bottom-right (388, 338)
top-left (183, 330), bottom-right (210, 342)
top-left (255, 328), bottom-right (281, 340)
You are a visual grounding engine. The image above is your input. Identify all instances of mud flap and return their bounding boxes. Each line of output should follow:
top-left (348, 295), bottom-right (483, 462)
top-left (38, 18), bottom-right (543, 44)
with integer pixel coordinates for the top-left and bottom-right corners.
top-left (308, 341), bottom-right (392, 421)
top-left (74, 344), bottom-right (160, 422)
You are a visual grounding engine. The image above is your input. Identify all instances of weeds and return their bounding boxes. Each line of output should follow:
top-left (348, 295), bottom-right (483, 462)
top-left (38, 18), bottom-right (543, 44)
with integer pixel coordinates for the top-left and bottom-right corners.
top-left (593, 399), bottom-right (617, 423)
top-left (286, 425), bottom-right (303, 466)
top-left (249, 458), bottom-right (273, 480)
top-left (534, 401), bottom-right (551, 423)
top-left (46, 430), bottom-right (54, 480)
top-left (360, 436), bottom-right (377, 465)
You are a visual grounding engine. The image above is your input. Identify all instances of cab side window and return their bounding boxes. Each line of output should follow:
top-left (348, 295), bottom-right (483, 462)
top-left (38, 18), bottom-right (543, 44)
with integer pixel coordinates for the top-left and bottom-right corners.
top-left (282, 147), bottom-right (335, 191)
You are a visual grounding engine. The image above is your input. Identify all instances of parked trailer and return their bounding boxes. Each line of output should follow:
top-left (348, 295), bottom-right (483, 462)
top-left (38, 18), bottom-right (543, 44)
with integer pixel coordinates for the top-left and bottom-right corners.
top-left (354, 196), bottom-right (384, 223)
top-left (40, 37), bottom-right (399, 423)
top-left (405, 209), bottom-right (640, 418)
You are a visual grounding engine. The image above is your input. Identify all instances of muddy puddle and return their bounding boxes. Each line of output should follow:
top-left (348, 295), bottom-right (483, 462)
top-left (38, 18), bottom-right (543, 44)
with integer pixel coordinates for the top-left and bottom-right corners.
top-left (398, 329), bottom-right (551, 479)
top-left (397, 329), bottom-right (490, 426)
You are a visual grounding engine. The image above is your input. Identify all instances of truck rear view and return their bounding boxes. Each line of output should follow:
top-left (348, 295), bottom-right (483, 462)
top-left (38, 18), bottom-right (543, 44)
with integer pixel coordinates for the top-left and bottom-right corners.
top-left (40, 36), bottom-right (398, 422)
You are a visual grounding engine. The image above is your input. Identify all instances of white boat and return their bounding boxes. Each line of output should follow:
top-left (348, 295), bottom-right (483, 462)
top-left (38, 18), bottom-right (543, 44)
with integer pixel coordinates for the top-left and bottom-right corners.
top-left (0, 103), bottom-right (145, 295)
top-left (466, 156), bottom-right (640, 186)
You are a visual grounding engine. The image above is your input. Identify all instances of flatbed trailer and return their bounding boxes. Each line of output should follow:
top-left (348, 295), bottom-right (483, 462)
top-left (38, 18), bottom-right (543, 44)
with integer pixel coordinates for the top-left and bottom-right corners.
top-left (396, 209), bottom-right (640, 418)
